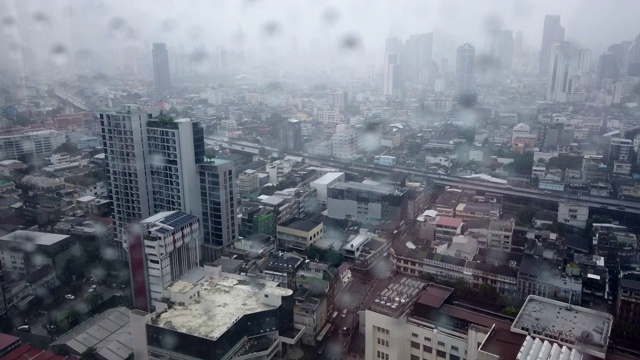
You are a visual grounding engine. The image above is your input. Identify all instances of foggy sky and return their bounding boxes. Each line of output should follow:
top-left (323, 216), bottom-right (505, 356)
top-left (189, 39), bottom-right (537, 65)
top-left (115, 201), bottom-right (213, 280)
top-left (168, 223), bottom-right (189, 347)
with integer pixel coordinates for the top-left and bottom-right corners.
top-left (3, 0), bottom-right (640, 74)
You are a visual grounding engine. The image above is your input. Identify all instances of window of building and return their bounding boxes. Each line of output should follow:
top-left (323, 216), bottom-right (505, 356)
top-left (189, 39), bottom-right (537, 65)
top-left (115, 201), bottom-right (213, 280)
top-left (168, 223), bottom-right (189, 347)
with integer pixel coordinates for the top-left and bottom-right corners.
top-left (424, 345), bottom-right (433, 353)
top-left (451, 345), bottom-right (459, 352)
top-left (424, 336), bottom-right (431, 342)
top-left (438, 341), bottom-right (445, 347)
top-left (437, 350), bottom-right (447, 358)
top-left (450, 355), bottom-right (461, 360)
top-left (411, 341), bottom-right (420, 349)
top-left (412, 333), bottom-right (418, 338)
top-left (411, 356), bottom-right (420, 360)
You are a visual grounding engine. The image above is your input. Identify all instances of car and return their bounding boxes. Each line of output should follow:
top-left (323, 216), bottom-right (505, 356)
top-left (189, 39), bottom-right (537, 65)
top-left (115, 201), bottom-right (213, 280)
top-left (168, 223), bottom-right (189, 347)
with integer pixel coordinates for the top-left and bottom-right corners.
top-left (65, 294), bottom-right (75, 300)
top-left (316, 347), bottom-right (325, 355)
top-left (88, 288), bottom-right (96, 293)
top-left (341, 326), bottom-right (350, 334)
top-left (90, 284), bottom-right (97, 290)
top-left (17, 325), bottom-right (30, 332)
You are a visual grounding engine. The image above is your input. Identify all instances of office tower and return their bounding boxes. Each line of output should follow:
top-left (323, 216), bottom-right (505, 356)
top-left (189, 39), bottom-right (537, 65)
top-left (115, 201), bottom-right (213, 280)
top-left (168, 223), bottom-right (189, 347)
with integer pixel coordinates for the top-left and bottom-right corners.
top-left (596, 53), bottom-right (620, 89)
top-left (607, 41), bottom-right (632, 73)
top-left (455, 43), bottom-right (475, 93)
top-left (546, 44), bottom-right (588, 103)
top-left (277, 119), bottom-right (303, 152)
top-left (402, 33), bottom-right (433, 84)
top-left (626, 32), bottom-right (640, 76)
top-left (539, 15), bottom-right (565, 75)
top-left (199, 158), bottom-right (238, 263)
top-left (99, 106), bottom-right (205, 260)
top-left (152, 43), bottom-right (172, 90)
top-left (514, 30), bottom-right (524, 57)
top-left (383, 37), bottom-right (403, 96)
top-left (490, 30), bottom-right (514, 71)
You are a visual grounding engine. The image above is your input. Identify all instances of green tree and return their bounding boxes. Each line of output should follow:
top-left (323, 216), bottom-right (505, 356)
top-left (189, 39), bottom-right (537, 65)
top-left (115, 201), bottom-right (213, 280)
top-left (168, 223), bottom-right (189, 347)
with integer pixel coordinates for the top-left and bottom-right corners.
top-left (80, 346), bottom-right (98, 360)
top-left (531, 175), bottom-right (540, 187)
top-left (452, 278), bottom-right (470, 297)
top-left (516, 204), bottom-right (539, 226)
top-left (503, 152), bottom-right (533, 174)
top-left (501, 306), bottom-right (519, 317)
top-left (64, 309), bottom-right (81, 327)
top-left (407, 142), bottom-right (422, 157)
top-left (88, 292), bottom-right (104, 309)
top-left (478, 283), bottom-right (500, 302)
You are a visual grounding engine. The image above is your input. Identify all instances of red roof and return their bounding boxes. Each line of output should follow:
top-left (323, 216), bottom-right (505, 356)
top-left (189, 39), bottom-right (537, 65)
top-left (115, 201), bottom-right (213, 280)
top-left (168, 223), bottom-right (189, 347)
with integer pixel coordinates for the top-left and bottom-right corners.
top-left (0, 333), bottom-right (20, 352)
top-left (436, 216), bottom-right (463, 228)
top-left (3, 344), bottom-right (77, 360)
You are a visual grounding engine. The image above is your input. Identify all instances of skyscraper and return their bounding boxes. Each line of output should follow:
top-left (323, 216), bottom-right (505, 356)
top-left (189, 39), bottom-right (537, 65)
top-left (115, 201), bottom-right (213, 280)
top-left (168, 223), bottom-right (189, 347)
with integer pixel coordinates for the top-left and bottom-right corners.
top-left (99, 106), bottom-right (205, 260)
top-left (626, 32), bottom-right (640, 76)
top-left (278, 119), bottom-right (303, 152)
top-left (455, 43), bottom-right (475, 94)
top-left (490, 30), bottom-right (514, 72)
top-left (402, 33), bottom-right (433, 85)
top-left (546, 43), bottom-right (587, 103)
top-left (539, 15), bottom-right (565, 75)
top-left (152, 43), bottom-right (172, 90)
top-left (597, 53), bottom-right (619, 90)
top-left (383, 37), bottom-right (403, 97)
top-left (199, 159), bottom-right (239, 262)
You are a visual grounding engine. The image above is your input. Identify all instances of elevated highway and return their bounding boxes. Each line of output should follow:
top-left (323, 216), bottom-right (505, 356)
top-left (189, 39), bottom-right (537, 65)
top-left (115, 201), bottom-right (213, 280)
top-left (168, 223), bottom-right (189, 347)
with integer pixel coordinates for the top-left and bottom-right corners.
top-left (207, 136), bottom-right (640, 215)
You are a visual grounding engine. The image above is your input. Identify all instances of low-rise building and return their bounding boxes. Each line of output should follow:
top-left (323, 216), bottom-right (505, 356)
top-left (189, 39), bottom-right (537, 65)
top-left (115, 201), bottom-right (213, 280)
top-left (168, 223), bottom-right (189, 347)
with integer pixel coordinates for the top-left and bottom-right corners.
top-left (617, 274), bottom-right (640, 327)
top-left (342, 229), bottom-right (391, 272)
top-left (310, 172), bottom-right (345, 205)
top-left (487, 218), bottom-right (515, 252)
top-left (558, 200), bottom-right (589, 229)
top-left (276, 217), bottom-right (323, 251)
top-left (237, 169), bottom-right (260, 194)
top-left (327, 181), bottom-right (408, 225)
top-left (0, 230), bottom-right (79, 276)
top-left (518, 255), bottom-right (582, 304)
top-left (455, 202), bottom-right (501, 221)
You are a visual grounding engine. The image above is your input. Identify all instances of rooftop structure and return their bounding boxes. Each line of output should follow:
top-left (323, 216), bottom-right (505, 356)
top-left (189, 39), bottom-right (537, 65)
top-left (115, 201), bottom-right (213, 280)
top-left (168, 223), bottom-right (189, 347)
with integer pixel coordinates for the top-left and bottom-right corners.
top-left (511, 296), bottom-right (613, 359)
top-left (0, 230), bottom-right (69, 247)
top-left (50, 307), bottom-right (132, 359)
top-left (369, 277), bottom-right (427, 318)
top-left (153, 274), bottom-right (293, 341)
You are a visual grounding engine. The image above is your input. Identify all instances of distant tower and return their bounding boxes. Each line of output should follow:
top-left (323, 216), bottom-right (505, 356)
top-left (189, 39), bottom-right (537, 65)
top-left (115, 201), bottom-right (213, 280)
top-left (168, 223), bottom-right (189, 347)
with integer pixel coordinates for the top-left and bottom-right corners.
top-left (383, 37), bottom-right (403, 97)
top-left (490, 30), bottom-right (514, 72)
top-left (152, 43), bottom-right (172, 90)
top-left (539, 15), bottom-right (565, 75)
top-left (402, 33), bottom-right (433, 85)
top-left (455, 43), bottom-right (475, 94)
top-left (278, 119), bottom-right (303, 152)
top-left (627, 32), bottom-right (640, 76)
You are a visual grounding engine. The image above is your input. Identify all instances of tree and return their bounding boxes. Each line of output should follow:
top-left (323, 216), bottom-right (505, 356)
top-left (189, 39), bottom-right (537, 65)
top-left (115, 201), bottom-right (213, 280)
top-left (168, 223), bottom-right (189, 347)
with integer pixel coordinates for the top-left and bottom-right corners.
top-left (548, 221), bottom-right (566, 236)
top-left (531, 175), bottom-right (540, 188)
top-left (88, 292), bottom-right (104, 309)
top-left (452, 278), bottom-right (470, 297)
top-left (516, 204), bottom-right (539, 226)
top-left (478, 283), bottom-right (500, 302)
top-left (64, 309), bottom-right (80, 327)
top-left (80, 347), bottom-right (98, 360)
top-left (501, 306), bottom-right (519, 317)
top-left (503, 152), bottom-right (533, 174)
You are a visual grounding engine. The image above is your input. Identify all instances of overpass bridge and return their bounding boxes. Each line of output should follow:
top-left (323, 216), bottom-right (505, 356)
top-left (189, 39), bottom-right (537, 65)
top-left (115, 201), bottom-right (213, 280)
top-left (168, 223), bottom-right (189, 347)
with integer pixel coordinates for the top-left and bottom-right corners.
top-left (210, 136), bottom-right (640, 216)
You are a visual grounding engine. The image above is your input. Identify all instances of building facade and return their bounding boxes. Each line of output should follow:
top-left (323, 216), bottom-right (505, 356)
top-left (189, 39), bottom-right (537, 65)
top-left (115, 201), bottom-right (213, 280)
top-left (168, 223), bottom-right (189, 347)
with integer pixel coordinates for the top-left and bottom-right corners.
top-left (0, 130), bottom-right (66, 160)
top-left (152, 43), bottom-right (171, 90)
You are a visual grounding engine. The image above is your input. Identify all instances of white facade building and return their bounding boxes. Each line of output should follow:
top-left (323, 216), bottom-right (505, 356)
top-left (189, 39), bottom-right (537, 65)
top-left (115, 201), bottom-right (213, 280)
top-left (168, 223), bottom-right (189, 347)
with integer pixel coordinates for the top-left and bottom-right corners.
top-left (332, 129), bottom-right (362, 160)
top-left (0, 130), bottom-right (66, 160)
top-left (310, 172), bottom-right (345, 205)
top-left (141, 211), bottom-right (200, 301)
top-left (557, 200), bottom-right (589, 228)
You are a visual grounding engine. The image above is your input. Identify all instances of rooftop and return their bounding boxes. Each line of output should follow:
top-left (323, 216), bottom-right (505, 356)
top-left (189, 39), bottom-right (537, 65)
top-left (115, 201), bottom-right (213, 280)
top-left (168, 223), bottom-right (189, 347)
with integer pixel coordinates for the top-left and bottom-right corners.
top-left (278, 217), bottom-right (322, 232)
top-left (331, 181), bottom-right (405, 196)
top-left (436, 216), bottom-right (463, 228)
top-left (141, 211), bottom-right (198, 236)
top-left (0, 230), bottom-right (70, 247)
top-left (153, 274), bottom-right (293, 341)
top-left (50, 307), bottom-right (132, 360)
top-left (369, 276), bottom-right (427, 317)
top-left (511, 296), bottom-right (613, 358)
top-left (311, 172), bottom-right (344, 185)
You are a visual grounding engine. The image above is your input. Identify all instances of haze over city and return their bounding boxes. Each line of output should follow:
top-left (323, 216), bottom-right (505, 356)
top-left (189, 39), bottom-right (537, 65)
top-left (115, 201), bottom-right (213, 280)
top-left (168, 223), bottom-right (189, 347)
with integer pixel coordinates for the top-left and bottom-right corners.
top-left (0, 1), bottom-right (640, 360)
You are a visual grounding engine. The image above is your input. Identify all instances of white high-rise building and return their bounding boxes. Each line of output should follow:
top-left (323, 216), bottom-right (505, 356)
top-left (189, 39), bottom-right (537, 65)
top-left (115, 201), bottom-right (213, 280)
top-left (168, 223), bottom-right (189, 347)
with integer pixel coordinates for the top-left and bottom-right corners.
top-left (547, 44), bottom-right (588, 103)
top-left (140, 211), bottom-right (200, 301)
top-left (331, 129), bottom-right (362, 160)
top-left (99, 105), bottom-right (205, 260)
top-left (455, 43), bottom-right (475, 94)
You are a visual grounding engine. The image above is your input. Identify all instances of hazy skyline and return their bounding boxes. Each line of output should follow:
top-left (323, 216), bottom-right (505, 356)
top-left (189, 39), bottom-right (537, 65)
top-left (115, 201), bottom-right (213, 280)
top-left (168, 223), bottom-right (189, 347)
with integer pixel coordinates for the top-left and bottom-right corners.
top-left (2, 0), bottom-right (640, 77)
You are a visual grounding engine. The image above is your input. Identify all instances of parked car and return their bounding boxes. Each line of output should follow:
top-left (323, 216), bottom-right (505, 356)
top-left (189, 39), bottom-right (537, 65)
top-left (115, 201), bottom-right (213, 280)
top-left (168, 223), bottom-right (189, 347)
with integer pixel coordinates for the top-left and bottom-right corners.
top-left (88, 288), bottom-right (96, 293)
top-left (17, 325), bottom-right (30, 332)
top-left (65, 294), bottom-right (75, 300)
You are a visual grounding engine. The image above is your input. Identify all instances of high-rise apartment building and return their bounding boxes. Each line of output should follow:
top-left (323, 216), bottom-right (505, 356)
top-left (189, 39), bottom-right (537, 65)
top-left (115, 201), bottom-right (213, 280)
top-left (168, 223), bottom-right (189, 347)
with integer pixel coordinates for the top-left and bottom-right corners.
top-left (539, 15), bottom-right (565, 75)
top-left (100, 106), bottom-right (206, 261)
top-left (490, 30), bottom-right (514, 72)
top-left (455, 43), bottom-right (475, 94)
top-left (277, 119), bottom-right (303, 152)
top-left (328, 90), bottom-right (348, 111)
top-left (383, 37), bottom-right (403, 97)
top-left (199, 158), bottom-right (239, 263)
top-left (626, 32), bottom-right (640, 76)
top-left (402, 33), bottom-right (433, 85)
top-left (152, 43), bottom-right (171, 90)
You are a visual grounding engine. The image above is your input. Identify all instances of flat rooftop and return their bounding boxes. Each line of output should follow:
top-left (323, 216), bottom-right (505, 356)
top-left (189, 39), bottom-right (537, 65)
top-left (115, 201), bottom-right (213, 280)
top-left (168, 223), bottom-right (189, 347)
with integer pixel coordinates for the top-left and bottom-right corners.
top-left (331, 181), bottom-right (404, 195)
top-left (278, 217), bottom-right (322, 232)
top-left (0, 230), bottom-right (69, 247)
top-left (154, 275), bottom-right (293, 341)
top-left (511, 296), bottom-right (613, 358)
top-left (311, 172), bottom-right (344, 185)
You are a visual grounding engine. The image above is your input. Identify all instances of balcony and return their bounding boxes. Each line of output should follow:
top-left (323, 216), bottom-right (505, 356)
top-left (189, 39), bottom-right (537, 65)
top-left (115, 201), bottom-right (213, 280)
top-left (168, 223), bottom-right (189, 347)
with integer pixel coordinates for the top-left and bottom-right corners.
top-left (227, 333), bottom-right (280, 360)
top-left (279, 324), bottom-right (305, 345)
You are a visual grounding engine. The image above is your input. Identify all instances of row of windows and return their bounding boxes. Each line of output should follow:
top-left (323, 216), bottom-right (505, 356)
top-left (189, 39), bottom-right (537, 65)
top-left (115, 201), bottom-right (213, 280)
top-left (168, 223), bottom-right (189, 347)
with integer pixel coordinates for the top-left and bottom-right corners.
top-left (375, 326), bottom-right (389, 335)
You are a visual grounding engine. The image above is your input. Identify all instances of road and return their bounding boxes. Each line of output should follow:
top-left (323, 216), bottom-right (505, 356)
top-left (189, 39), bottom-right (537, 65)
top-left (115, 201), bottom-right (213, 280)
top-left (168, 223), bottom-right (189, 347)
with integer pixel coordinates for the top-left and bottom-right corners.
top-left (207, 136), bottom-right (640, 215)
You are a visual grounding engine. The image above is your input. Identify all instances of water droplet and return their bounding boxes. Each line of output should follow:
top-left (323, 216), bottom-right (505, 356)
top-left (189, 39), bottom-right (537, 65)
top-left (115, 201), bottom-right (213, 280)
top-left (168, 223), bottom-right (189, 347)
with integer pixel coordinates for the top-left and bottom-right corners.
top-left (8, 42), bottom-right (21, 58)
top-left (161, 18), bottom-right (177, 32)
top-left (109, 17), bottom-right (126, 31)
top-left (262, 21), bottom-right (281, 37)
top-left (339, 34), bottom-right (361, 51)
top-left (483, 14), bottom-right (503, 34)
top-left (322, 8), bottom-right (340, 25)
top-left (2, 16), bottom-right (16, 29)
top-left (51, 44), bottom-right (70, 66)
top-left (33, 11), bottom-right (49, 24)
top-left (189, 48), bottom-right (209, 64)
